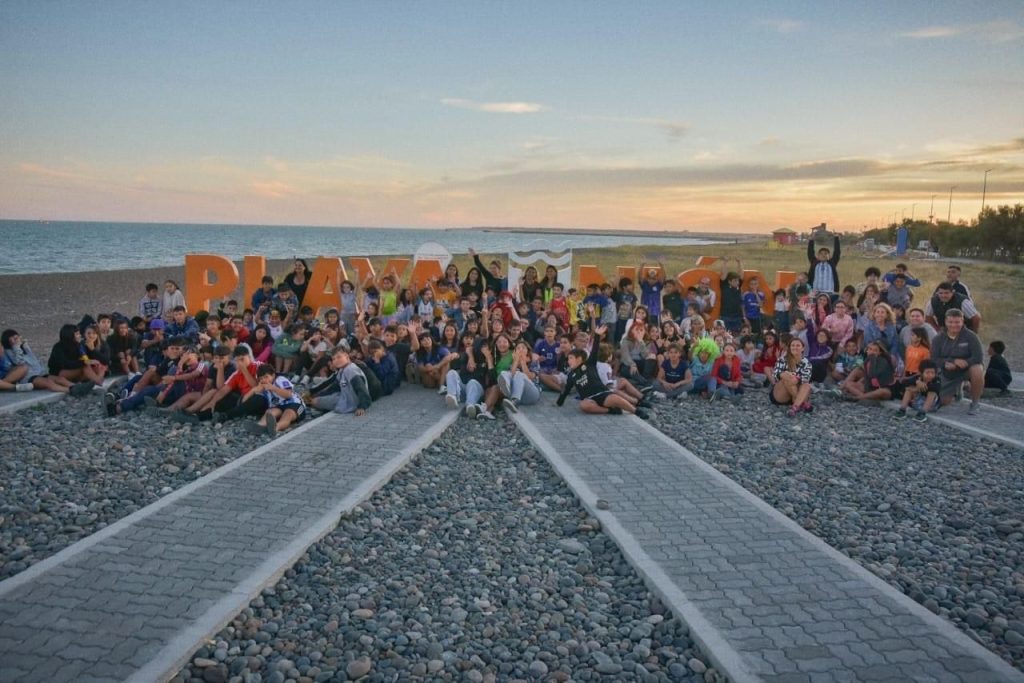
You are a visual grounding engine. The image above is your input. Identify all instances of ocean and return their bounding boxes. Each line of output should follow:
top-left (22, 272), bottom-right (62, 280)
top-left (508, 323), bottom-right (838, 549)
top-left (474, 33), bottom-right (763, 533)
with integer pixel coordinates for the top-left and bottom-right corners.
top-left (0, 221), bottom-right (719, 275)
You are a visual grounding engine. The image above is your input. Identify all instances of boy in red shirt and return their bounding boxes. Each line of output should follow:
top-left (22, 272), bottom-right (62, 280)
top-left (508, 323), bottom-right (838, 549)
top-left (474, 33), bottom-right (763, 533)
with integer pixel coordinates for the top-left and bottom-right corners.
top-left (173, 345), bottom-right (265, 423)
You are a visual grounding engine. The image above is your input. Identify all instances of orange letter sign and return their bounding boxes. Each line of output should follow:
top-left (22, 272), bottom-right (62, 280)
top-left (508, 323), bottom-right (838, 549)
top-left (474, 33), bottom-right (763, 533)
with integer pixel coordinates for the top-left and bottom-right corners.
top-left (184, 254), bottom-right (239, 314)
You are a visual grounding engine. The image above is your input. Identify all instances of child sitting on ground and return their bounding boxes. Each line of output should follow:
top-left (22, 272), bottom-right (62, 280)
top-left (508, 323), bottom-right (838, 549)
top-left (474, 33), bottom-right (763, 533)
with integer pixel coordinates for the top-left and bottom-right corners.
top-left (688, 338), bottom-right (720, 398)
top-left (248, 365), bottom-right (306, 437)
top-left (737, 336), bottom-right (760, 387)
top-left (984, 341), bottom-right (1012, 395)
top-left (653, 342), bottom-right (693, 399)
top-left (1, 330), bottom-right (76, 393)
top-left (365, 339), bottom-right (400, 396)
top-left (556, 325), bottom-right (649, 419)
top-left (893, 359), bottom-right (940, 422)
top-left (596, 343), bottom-right (650, 403)
top-left (831, 338), bottom-right (863, 385)
top-left (710, 341), bottom-right (743, 401)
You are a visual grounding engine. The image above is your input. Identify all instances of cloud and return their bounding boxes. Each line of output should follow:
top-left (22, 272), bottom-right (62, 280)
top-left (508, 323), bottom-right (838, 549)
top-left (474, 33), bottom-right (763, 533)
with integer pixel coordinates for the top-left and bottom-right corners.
top-left (18, 162), bottom-right (86, 181)
top-left (759, 136), bottom-right (781, 147)
top-left (441, 98), bottom-right (546, 114)
top-left (901, 25), bottom-right (960, 39)
top-left (759, 19), bottom-right (805, 34)
top-left (578, 114), bottom-right (690, 140)
top-left (900, 20), bottom-right (1024, 43)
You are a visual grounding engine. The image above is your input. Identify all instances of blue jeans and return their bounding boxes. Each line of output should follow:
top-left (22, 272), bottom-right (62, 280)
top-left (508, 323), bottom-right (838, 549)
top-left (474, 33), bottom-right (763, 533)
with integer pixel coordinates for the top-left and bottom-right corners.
top-left (446, 370), bottom-right (484, 406)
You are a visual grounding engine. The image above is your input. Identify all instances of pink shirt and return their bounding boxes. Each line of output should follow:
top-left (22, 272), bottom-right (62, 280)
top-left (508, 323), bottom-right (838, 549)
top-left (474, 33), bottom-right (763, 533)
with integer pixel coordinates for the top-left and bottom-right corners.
top-left (822, 313), bottom-right (854, 347)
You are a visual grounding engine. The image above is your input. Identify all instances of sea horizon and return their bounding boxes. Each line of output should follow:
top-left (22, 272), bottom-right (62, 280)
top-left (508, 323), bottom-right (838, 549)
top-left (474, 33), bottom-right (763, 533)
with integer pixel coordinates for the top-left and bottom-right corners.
top-left (0, 219), bottom-right (730, 275)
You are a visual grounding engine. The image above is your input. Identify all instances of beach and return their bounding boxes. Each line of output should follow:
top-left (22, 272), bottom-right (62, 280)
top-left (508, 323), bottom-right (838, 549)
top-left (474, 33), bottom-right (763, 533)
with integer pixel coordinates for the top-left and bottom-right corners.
top-left (2, 243), bottom-right (1022, 367)
top-left (0, 259), bottom-right (295, 356)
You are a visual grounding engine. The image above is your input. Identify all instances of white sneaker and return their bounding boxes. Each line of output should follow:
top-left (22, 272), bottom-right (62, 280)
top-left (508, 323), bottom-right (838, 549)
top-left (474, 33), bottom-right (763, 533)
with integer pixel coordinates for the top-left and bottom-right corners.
top-left (652, 391), bottom-right (667, 400)
top-left (445, 394), bottom-right (459, 409)
top-left (477, 406), bottom-right (495, 420)
top-left (497, 373), bottom-right (511, 397)
top-left (437, 384), bottom-right (448, 395)
top-left (502, 397), bottom-right (519, 414)
top-left (290, 374), bottom-right (301, 384)
top-left (15, 383), bottom-right (34, 392)
top-left (465, 403), bottom-right (479, 418)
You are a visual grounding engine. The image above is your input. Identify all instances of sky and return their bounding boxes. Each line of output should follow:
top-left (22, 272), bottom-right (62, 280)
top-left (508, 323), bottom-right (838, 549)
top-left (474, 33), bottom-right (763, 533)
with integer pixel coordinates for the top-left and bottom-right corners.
top-left (1, 1), bottom-right (1022, 233)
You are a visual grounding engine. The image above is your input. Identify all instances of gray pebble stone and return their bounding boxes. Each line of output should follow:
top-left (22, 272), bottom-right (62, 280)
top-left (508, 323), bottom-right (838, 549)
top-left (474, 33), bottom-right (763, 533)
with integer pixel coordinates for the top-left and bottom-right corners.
top-left (346, 656), bottom-right (372, 679)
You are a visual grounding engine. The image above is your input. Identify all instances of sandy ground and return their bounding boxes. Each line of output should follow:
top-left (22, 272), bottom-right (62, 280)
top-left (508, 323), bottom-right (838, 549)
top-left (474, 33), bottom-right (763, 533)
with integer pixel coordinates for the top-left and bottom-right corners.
top-left (0, 260), bottom-right (295, 360)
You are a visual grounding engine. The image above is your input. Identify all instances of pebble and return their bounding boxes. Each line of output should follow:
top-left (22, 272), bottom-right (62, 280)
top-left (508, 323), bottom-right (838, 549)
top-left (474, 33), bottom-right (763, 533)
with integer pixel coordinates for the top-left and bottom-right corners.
top-left (651, 395), bottom-right (1024, 669)
top-left (172, 415), bottom-right (705, 681)
top-left (346, 656), bottom-right (371, 679)
top-left (0, 395), bottom-right (275, 578)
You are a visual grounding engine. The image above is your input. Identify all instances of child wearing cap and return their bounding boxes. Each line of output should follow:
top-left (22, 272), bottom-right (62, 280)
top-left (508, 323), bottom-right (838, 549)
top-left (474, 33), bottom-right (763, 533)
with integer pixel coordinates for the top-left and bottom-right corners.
top-left (140, 318), bottom-right (167, 368)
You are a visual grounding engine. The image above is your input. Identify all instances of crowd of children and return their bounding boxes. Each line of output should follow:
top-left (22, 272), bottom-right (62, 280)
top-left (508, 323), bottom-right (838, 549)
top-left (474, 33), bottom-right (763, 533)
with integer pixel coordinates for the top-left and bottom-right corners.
top-left (0, 243), bottom-right (1014, 435)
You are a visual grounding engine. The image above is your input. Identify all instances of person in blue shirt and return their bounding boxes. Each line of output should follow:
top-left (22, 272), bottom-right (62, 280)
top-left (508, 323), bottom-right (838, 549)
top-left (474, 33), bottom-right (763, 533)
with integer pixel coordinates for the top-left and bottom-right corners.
top-left (882, 263), bottom-right (922, 288)
top-left (365, 339), bottom-right (400, 396)
top-left (250, 275), bottom-right (277, 313)
top-left (741, 276), bottom-right (766, 334)
top-left (653, 343), bottom-right (693, 399)
top-left (165, 306), bottom-right (201, 344)
top-left (638, 262), bottom-right (665, 319)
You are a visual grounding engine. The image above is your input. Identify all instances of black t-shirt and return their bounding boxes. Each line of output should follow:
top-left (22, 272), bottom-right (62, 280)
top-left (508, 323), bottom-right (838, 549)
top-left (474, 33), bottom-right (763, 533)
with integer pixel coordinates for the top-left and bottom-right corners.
top-left (387, 341), bottom-right (412, 371)
top-left (720, 279), bottom-right (742, 318)
top-left (284, 273), bottom-right (309, 307)
top-left (663, 292), bottom-right (684, 320)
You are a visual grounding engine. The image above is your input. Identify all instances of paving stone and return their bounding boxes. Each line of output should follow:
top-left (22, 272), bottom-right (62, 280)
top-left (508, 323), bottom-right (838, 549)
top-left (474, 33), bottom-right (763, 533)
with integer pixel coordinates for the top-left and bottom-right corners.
top-left (0, 390), bottom-right (454, 682)
top-left (513, 396), bottom-right (1024, 683)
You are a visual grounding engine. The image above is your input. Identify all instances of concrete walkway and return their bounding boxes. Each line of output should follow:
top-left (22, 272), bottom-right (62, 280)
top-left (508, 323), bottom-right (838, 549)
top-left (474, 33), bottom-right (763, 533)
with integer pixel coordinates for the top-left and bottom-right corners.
top-left (0, 378), bottom-right (115, 415)
top-left (883, 398), bottom-right (1024, 449)
top-left (511, 397), bottom-right (1023, 683)
top-left (0, 389), bottom-right (458, 683)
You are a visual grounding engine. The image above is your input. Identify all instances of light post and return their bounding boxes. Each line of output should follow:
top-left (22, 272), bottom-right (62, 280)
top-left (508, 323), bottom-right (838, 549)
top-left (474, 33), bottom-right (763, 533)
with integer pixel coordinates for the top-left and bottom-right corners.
top-left (982, 168), bottom-right (993, 213)
top-left (911, 203), bottom-right (917, 221)
top-left (947, 185), bottom-right (957, 224)
top-left (929, 194), bottom-right (936, 223)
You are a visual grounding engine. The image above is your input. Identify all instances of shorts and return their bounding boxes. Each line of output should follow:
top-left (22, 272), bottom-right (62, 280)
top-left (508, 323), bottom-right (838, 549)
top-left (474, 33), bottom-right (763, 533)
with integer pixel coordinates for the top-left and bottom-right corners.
top-left (939, 370), bottom-right (968, 398)
top-left (274, 401), bottom-right (306, 418)
top-left (586, 390), bottom-right (613, 407)
top-left (768, 387), bottom-right (786, 405)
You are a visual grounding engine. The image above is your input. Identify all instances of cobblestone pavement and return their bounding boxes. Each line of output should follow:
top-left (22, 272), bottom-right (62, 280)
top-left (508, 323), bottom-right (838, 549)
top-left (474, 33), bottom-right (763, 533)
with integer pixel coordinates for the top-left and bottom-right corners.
top-left (512, 396), bottom-right (1024, 683)
top-left (0, 389), bottom-right (457, 683)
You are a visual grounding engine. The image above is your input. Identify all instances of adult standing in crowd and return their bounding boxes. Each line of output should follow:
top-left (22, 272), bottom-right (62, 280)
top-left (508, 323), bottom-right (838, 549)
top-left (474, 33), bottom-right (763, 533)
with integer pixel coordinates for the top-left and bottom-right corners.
top-left (283, 259), bottom-right (311, 307)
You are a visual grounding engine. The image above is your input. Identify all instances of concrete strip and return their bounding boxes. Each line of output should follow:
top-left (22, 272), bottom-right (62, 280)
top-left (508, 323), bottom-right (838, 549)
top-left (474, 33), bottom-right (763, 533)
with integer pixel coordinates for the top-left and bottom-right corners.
top-left (628, 416), bottom-right (1024, 682)
top-left (881, 400), bottom-right (1024, 450)
top-left (509, 411), bottom-right (757, 683)
top-left (129, 408), bottom-right (460, 683)
top-left (0, 377), bottom-right (116, 415)
top-left (0, 409), bottom-right (336, 598)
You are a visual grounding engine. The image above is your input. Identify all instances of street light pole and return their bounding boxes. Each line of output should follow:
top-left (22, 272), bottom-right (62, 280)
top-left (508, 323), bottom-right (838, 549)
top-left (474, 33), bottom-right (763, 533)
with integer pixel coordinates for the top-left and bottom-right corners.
top-left (982, 168), bottom-right (993, 213)
top-left (929, 194), bottom-right (936, 223)
top-left (911, 203), bottom-right (917, 221)
top-left (947, 185), bottom-right (957, 224)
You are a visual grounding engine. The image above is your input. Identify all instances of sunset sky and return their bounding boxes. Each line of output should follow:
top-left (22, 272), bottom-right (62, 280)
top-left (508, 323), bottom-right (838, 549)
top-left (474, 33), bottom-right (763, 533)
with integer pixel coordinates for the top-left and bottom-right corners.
top-left (1, 1), bottom-right (1022, 233)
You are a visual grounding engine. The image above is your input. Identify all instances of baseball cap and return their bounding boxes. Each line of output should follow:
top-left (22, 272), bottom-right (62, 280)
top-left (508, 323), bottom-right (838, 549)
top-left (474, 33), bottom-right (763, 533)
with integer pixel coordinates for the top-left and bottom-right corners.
top-left (149, 319), bottom-right (166, 330)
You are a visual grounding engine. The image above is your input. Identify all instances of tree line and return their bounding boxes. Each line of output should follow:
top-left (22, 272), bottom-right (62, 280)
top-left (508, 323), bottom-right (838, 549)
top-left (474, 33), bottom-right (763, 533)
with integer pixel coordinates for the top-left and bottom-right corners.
top-left (860, 203), bottom-right (1024, 263)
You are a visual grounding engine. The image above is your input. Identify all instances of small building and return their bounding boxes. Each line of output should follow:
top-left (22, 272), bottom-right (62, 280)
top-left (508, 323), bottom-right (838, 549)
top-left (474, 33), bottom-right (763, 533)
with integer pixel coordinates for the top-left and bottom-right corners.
top-left (771, 227), bottom-right (798, 246)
